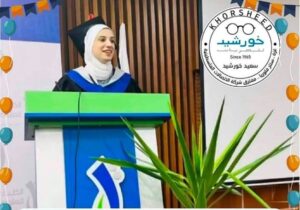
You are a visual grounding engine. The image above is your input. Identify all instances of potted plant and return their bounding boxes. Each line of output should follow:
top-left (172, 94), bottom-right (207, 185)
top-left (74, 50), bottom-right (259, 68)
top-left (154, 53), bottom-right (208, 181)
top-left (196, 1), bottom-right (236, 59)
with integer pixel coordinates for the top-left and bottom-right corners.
top-left (98, 99), bottom-right (291, 208)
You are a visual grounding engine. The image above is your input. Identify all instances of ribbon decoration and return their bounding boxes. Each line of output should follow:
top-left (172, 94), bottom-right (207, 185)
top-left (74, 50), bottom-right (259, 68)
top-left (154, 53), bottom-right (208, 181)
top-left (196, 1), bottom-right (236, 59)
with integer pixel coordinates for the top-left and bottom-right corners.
top-left (0, 0), bottom-right (61, 18)
top-left (231, 0), bottom-right (297, 17)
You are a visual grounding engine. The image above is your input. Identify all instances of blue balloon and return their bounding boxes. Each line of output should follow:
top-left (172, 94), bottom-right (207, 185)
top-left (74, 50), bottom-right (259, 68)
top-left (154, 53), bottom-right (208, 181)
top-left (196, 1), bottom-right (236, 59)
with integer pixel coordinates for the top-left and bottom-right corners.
top-left (0, 127), bottom-right (13, 144)
top-left (286, 115), bottom-right (299, 132)
top-left (288, 191), bottom-right (300, 207)
top-left (0, 203), bottom-right (11, 210)
top-left (275, 18), bottom-right (288, 35)
top-left (3, 20), bottom-right (16, 36)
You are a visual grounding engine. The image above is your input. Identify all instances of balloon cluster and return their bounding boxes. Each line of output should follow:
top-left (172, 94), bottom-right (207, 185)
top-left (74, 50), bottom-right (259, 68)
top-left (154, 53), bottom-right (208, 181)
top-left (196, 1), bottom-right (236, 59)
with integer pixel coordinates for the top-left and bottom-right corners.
top-left (275, 18), bottom-right (299, 51)
top-left (275, 18), bottom-right (300, 208)
top-left (0, 19), bottom-right (16, 210)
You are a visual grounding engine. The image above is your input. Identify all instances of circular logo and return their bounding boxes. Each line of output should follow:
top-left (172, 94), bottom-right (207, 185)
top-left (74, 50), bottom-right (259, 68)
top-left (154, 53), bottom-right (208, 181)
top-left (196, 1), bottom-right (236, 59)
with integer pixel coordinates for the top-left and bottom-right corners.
top-left (200, 8), bottom-right (280, 87)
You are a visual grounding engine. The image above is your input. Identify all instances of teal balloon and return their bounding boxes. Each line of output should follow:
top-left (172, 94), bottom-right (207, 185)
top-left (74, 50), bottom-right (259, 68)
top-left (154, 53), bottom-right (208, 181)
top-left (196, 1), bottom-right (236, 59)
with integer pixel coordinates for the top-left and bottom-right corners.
top-left (275, 18), bottom-right (288, 35)
top-left (0, 127), bottom-right (13, 144)
top-left (286, 115), bottom-right (299, 132)
top-left (3, 20), bottom-right (16, 36)
top-left (288, 191), bottom-right (300, 207)
top-left (0, 203), bottom-right (11, 210)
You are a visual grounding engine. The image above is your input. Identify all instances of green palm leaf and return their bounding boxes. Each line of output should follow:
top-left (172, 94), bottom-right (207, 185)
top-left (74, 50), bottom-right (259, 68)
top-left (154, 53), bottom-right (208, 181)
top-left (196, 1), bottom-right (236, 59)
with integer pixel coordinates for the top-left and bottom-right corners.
top-left (98, 99), bottom-right (291, 208)
top-left (226, 172), bottom-right (270, 208)
top-left (208, 111), bottom-right (272, 199)
top-left (122, 118), bottom-right (193, 207)
top-left (202, 99), bottom-right (225, 192)
top-left (169, 104), bottom-right (198, 196)
top-left (210, 115), bottom-right (254, 191)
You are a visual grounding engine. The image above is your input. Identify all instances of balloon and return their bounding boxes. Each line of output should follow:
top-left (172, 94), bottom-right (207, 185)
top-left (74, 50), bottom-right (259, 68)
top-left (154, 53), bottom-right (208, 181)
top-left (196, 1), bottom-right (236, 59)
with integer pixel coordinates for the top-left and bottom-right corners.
top-left (286, 115), bottom-right (299, 132)
top-left (0, 97), bottom-right (13, 114)
top-left (286, 85), bottom-right (299, 102)
top-left (3, 20), bottom-right (16, 36)
top-left (0, 203), bottom-right (11, 210)
top-left (0, 167), bottom-right (12, 184)
top-left (0, 128), bottom-right (13, 145)
top-left (287, 155), bottom-right (300, 172)
top-left (275, 18), bottom-right (288, 35)
top-left (288, 191), bottom-right (300, 207)
top-left (286, 33), bottom-right (299, 50)
top-left (0, 56), bottom-right (13, 73)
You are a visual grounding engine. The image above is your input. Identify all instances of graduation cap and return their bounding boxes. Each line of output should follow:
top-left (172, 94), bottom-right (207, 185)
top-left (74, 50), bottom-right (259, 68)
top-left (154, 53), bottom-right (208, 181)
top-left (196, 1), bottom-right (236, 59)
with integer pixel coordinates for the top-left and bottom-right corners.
top-left (68, 16), bottom-right (106, 58)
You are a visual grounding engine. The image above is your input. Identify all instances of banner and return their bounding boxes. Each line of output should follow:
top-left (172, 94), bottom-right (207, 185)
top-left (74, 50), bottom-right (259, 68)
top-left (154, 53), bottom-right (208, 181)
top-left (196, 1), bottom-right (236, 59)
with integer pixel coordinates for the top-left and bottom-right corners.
top-left (0, 0), bottom-right (61, 18)
top-left (231, 0), bottom-right (297, 17)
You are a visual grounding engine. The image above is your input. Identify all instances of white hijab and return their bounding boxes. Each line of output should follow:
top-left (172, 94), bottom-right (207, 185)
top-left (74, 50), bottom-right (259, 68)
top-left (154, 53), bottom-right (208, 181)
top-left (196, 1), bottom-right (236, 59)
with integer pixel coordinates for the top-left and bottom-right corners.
top-left (79, 24), bottom-right (113, 82)
top-left (74, 24), bottom-right (125, 86)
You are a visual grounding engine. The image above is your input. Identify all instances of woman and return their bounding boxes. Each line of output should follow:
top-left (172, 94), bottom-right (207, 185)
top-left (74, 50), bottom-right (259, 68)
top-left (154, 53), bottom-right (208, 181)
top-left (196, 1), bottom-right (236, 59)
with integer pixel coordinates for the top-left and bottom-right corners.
top-left (51, 18), bottom-right (142, 209)
top-left (54, 17), bottom-right (141, 93)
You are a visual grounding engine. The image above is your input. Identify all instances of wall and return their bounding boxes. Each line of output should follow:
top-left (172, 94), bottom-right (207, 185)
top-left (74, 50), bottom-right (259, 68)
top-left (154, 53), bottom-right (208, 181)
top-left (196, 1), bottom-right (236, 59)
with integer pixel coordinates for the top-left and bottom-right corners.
top-left (0, 1), bottom-right (62, 209)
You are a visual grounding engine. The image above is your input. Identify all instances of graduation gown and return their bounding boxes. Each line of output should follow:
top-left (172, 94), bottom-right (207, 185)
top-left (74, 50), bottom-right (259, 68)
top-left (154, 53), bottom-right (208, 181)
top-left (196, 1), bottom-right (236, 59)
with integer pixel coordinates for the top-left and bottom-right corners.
top-left (53, 70), bottom-right (141, 93)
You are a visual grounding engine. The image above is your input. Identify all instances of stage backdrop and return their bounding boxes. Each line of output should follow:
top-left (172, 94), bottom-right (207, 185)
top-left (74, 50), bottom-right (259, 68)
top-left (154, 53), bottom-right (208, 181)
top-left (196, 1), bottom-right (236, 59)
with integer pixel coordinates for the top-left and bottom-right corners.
top-left (202, 0), bottom-right (299, 184)
top-left (0, 0), bottom-right (61, 209)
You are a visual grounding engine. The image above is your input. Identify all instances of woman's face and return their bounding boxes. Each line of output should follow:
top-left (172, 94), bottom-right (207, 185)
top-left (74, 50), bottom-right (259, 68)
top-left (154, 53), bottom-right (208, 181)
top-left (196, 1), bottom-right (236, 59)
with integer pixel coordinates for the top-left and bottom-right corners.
top-left (92, 28), bottom-right (115, 63)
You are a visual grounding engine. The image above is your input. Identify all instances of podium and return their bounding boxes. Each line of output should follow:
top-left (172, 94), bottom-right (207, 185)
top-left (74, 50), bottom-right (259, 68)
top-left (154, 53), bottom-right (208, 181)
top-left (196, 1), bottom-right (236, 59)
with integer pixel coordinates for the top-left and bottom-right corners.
top-left (25, 91), bottom-right (170, 208)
